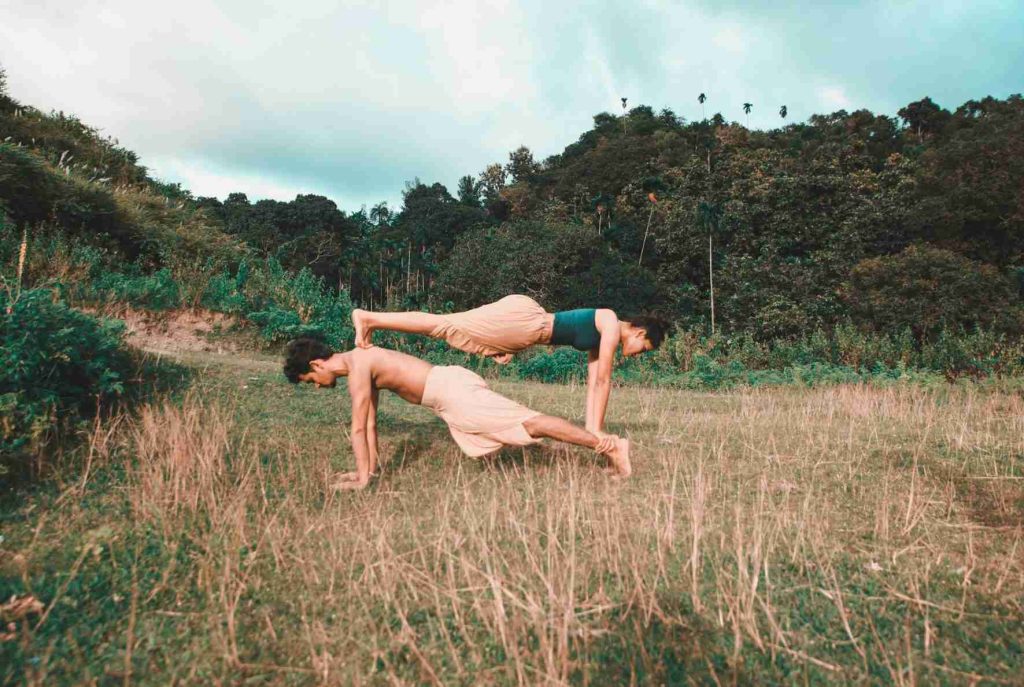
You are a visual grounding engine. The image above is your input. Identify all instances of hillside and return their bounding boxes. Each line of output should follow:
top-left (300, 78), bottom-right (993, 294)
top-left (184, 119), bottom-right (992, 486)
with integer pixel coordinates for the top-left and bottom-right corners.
top-left (2, 62), bottom-right (1022, 344)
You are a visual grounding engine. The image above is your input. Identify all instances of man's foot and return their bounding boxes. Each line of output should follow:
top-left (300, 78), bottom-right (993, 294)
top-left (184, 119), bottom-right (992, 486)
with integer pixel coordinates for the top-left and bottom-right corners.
top-left (352, 309), bottom-right (372, 348)
top-left (606, 437), bottom-right (632, 479)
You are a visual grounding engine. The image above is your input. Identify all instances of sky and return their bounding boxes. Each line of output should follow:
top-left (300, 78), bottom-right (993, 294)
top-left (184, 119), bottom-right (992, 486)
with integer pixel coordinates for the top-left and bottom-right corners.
top-left (1, 0), bottom-right (1022, 211)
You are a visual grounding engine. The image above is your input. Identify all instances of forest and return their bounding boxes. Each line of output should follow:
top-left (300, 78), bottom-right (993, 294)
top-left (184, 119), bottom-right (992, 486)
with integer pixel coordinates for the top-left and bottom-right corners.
top-left (2, 61), bottom-right (1023, 465)
top-left (5, 66), bottom-right (1022, 339)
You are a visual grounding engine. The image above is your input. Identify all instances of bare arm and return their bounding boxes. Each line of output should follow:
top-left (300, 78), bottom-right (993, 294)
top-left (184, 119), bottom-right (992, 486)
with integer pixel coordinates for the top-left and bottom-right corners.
top-left (366, 386), bottom-right (380, 476)
top-left (585, 349), bottom-right (599, 430)
top-left (343, 366), bottom-right (375, 490)
top-left (586, 310), bottom-right (620, 434)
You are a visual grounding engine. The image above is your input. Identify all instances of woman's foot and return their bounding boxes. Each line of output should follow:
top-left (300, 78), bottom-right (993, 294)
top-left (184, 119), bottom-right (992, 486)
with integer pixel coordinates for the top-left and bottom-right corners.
top-left (352, 309), bottom-right (373, 348)
top-left (330, 471), bottom-right (375, 490)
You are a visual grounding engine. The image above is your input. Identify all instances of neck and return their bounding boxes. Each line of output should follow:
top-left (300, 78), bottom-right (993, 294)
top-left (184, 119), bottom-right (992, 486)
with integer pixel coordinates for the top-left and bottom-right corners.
top-left (619, 321), bottom-right (632, 343)
top-left (323, 351), bottom-right (351, 378)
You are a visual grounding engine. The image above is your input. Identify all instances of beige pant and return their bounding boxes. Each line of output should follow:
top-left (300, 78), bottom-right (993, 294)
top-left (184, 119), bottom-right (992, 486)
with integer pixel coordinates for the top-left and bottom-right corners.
top-left (421, 366), bottom-right (541, 457)
top-left (430, 295), bottom-right (553, 358)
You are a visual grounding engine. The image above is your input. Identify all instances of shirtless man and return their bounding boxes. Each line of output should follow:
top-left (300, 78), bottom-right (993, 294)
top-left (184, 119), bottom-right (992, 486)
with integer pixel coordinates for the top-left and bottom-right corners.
top-left (351, 295), bottom-right (669, 434)
top-left (283, 337), bottom-right (631, 490)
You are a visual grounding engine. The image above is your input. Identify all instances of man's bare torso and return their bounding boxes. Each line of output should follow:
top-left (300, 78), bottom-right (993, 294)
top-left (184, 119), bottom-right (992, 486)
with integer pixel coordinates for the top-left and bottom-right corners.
top-left (345, 347), bottom-right (433, 404)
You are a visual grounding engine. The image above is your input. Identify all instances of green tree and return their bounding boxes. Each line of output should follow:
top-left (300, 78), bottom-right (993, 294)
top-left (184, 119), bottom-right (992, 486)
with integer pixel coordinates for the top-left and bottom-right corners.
top-left (843, 244), bottom-right (1021, 338)
top-left (506, 146), bottom-right (539, 183)
top-left (456, 175), bottom-right (481, 207)
top-left (743, 102), bottom-right (753, 127)
top-left (897, 97), bottom-right (951, 142)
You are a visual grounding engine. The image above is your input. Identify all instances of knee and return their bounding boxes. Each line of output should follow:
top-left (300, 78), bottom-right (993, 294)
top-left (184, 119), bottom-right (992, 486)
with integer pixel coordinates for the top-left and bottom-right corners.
top-left (523, 415), bottom-right (550, 437)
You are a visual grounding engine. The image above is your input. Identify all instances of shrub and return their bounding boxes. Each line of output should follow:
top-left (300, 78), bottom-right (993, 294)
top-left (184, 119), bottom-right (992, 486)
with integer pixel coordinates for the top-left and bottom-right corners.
top-left (1, 288), bottom-right (132, 472)
top-left (518, 348), bottom-right (586, 383)
top-left (86, 268), bottom-right (181, 310)
top-left (203, 260), bottom-right (354, 349)
top-left (843, 245), bottom-right (1021, 338)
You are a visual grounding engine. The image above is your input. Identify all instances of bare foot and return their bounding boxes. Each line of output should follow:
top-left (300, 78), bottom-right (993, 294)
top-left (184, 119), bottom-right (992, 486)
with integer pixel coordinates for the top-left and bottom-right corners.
top-left (333, 478), bottom-right (370, 491)
top-left (606, 438), bottom-right (632, 479)
top-left (332, 471), bottom-right (361, 482)
top-left (491, 352), bottom-right (514, 365)
top-left (352, 309), bottom-right (373, 348)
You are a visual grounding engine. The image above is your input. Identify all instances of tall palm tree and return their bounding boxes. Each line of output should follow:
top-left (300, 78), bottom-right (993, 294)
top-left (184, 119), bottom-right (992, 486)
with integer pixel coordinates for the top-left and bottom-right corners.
top-left (370, 202), bottom-right (390, 227)
top-left (743, 102), bottom-right (753, 128)
top-left (638, 192), bottom-right (658, 267)
top-left (698, 92), bottom-right (706, 120)
top-left (697, 201), bottom-right (722, 335)
top-left (779, 105), bottom-right (788, 119)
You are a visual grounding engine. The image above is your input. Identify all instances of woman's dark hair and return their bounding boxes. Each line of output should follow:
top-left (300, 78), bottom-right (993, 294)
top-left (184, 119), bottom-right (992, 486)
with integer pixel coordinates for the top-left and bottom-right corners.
top-left (283, 337), bottom-right (333, 383)
top-left (624, 315), bottom-right (671, 349)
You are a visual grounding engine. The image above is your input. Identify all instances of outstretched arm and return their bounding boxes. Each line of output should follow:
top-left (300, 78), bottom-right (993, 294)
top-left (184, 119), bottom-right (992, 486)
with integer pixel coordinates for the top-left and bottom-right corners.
top-left (585, 311), bottom-right (620, 434)
top-left (366, 386), bottom-right (380, 476)
top-left (340, 366), bottom-right (375, 490)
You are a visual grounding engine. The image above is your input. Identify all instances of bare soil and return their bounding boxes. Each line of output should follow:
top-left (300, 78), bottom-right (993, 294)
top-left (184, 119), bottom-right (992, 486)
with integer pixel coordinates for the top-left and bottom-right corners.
top-left (83, 306), bottom-right (241, 355)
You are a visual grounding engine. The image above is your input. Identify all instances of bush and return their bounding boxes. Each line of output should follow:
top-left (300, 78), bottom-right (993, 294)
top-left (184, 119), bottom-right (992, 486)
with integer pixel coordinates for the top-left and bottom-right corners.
top-left (843, 245), bottom-right (1022, 338)
top-left (203, 259), bottom-right (354, 348)
top-left (1, 288), bottom-right (132, 472)
top-left (518, 348), bottom-right (587, 383)
top-left (85, 268), bottom-right (181, 310)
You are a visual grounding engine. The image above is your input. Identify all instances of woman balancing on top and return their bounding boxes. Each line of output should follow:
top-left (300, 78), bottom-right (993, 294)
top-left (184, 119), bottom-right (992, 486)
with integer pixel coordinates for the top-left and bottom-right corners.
top-left (351, 295), bottom-right (669, 434)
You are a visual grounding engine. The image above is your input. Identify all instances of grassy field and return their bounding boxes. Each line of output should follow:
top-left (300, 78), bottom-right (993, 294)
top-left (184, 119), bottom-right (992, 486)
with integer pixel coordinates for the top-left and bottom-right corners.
top-left (2, 348), bottom-right (1023, 685)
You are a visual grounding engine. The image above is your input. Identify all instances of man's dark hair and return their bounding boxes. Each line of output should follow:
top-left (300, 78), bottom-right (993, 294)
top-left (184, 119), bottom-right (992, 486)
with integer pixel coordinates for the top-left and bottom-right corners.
top-left (624, 315), bottom-right (671, 349)
top-left (283, 337), bottom-right (333, 383)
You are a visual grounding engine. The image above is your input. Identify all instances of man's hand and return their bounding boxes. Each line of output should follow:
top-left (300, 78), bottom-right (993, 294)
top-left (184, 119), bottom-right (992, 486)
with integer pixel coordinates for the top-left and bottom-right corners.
top-left (592, 432), bottom-right (617, 455)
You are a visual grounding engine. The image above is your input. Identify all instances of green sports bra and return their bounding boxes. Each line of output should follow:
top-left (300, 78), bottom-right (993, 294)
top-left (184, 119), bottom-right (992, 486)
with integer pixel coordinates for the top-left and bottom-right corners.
top-left (550, 309), bottom-right (602, 351)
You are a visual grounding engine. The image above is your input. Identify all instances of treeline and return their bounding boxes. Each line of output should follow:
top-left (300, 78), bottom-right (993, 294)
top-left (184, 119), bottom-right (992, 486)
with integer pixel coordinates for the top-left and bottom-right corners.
top-left (2, 61), bottom-right (1023, 344)
top-left (192, 96), bottom-right (1024, 343)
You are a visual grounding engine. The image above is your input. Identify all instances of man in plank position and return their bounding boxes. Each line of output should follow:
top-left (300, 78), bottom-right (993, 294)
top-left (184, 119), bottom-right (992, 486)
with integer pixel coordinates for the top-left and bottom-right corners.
top-left (283, 338), bottom-right (631, 490)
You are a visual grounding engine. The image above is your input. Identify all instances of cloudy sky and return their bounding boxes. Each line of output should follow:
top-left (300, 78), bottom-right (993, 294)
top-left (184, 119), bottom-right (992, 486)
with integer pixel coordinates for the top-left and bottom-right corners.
top-left (2, 0), bottom-right (1021, 210)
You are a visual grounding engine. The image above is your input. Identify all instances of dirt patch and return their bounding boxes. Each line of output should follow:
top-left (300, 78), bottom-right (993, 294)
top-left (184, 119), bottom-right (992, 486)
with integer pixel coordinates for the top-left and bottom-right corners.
top-left (84, 306), bottom-right (241, 355)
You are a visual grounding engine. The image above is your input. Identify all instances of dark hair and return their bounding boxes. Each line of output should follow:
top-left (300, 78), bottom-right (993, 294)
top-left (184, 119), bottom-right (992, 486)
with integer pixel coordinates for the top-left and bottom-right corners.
top-left (283, 337), bottom-right (333, 383)
top-left (624, 315), bottom-right (671, 349)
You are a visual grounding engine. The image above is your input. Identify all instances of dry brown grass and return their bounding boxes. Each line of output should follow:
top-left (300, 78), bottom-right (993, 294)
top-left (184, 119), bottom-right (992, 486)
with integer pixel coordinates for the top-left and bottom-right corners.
top-left (4, 361), bottom-right (1023, 684)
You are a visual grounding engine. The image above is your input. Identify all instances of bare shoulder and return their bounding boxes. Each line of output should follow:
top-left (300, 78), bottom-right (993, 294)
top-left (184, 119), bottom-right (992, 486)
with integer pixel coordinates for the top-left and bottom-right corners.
top-left (595, 308), bottom-right (619, 330)
top-left (346, 349), bottom-right (376, 383)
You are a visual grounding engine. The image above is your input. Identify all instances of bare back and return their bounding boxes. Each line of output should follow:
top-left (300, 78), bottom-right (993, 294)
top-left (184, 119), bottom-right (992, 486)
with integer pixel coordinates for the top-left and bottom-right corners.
top-left (345, 347), bottom-right (433, 405)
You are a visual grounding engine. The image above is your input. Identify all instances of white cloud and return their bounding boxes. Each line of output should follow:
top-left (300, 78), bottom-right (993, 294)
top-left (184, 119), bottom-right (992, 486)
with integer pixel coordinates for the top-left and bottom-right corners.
top-left (819, 87), bottom-right (851, 110)
top-left (711, 26), bottom-right (746, 53)
top-left (1, 0), bottom-right (1019, 208)
top-left (147, 156), bottom-right (311, 202)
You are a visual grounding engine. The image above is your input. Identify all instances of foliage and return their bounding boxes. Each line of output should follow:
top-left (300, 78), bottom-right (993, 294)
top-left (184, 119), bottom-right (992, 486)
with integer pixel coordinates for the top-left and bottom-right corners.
top-left (843, 244), bottom-right (1021, 338)
top-left (203, 259), bottom-right (355, 349)
top-left (518, 348), bottom-right (587, 383)
top-left (86, 268), bottom-right (182, 310)
top-left (0, 289), bottom-right (132, 470)
top-left (2, 65), bottom-right (1023, 384)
